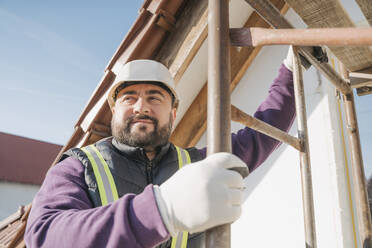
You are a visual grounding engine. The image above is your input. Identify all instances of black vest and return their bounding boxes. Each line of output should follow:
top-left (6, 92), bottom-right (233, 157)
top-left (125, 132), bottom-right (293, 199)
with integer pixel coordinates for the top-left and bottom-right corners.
top-left (62, 137), bottom-right (205, 248)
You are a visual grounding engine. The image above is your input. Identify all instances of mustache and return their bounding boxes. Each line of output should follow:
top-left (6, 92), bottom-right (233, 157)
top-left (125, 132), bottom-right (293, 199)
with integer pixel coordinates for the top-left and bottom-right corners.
top-left (127, 114), bottom-right (158, 125)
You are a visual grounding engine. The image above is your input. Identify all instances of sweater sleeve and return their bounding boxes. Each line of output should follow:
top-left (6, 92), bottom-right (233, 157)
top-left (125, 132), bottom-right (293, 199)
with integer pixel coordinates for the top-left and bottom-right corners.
top-left (197, 64), bottom-right (295, 172)
top-left (25, 157), bottom-right (170, 248)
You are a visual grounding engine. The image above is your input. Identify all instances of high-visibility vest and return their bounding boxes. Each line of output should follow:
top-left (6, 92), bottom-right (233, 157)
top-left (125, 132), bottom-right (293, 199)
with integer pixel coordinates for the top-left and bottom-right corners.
top-left (81, 144), bottom-right (191, 248)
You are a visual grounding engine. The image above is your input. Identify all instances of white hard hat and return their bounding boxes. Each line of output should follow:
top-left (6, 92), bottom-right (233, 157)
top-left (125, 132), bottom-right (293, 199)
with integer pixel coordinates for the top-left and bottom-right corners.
top-left (107, 59), bottom-right (179, 109)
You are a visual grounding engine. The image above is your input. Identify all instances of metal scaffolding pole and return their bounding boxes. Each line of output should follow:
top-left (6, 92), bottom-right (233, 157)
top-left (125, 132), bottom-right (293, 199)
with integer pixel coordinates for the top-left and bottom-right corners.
top-left (340, 65), bottom-right (372, 248)
top-left (229, 27), bottom-right (372, 47)
top-left (234, 1), bottom-right (371, 246)
top-left (211, 0), bottom-right (371, 247)
top-left (231, 105), bottom-right (301, 151)
top-left (292, 46), bottom-right (317, 248)
top-left (207, 0), bottom-right (233, 247)
top-left (242, 0), bottom-right (352, 96)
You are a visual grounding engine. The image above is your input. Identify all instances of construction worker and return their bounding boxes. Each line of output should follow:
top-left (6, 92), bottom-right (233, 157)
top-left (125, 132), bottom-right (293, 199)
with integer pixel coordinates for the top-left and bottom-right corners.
top-left (25, 50), bottom-right (300, 247)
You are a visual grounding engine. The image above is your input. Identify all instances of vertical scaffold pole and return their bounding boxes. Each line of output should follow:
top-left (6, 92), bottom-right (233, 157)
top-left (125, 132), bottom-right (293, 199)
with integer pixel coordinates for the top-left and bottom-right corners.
top-left (206, 0), bottom-right (231, 247)
top-left (292, 46), bottom-right (317, 248)
top-left (340, 64), bottom-right (372, 248)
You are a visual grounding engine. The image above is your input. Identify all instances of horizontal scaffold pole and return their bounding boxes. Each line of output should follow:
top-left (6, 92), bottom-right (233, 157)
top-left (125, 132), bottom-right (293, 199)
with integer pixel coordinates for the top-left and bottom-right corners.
top-left (230, 27), bottom-right (372, 47)
top-left (243, 0), bottom-right (352, 95)
top-left (231, 105), bottom-right (301, 151)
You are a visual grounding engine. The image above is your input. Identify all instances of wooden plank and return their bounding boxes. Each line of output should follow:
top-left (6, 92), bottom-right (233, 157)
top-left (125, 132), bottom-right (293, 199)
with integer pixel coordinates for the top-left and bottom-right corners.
top-left (355, 0), bottom-right (372, 26)
top-left (285, 0), bottom-right (372, 72)
top-left (231, 105), bottom-right (301, 150)
top-left (350, 66), bottom-right (372, 80)
top-left (0, 208), bottom-right (23, 231)
top-left (170, 0), bottom-right (288, 147)
top-left (350, 77), bottom-right (372, 88)
top-left (155, 0), bottom-right (208, 84)
top-left (350, 66), bottom-right (372, 90)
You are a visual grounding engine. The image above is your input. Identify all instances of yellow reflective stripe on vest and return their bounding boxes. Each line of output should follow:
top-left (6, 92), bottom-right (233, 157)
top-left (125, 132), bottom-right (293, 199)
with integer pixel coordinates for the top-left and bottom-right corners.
top-left (171, 230), bottom-right (189, 248)
top-left (175, 146), bottom-right (191, 168)
top-left (172, 146), bottom-right (190, 248)
top-left (81, 145), bottom-right (119, 206)
top-left (90, 145), bottom-right (119, 202)
top-left (83, 144), bottom-right (191, 247)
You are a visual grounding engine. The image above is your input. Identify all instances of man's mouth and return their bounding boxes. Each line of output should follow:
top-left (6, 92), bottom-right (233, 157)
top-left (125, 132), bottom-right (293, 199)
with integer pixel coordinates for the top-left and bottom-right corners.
top-left (129, 115), bottom-right (157, 126)
top-left (132, 119), bottom-right (154, 124)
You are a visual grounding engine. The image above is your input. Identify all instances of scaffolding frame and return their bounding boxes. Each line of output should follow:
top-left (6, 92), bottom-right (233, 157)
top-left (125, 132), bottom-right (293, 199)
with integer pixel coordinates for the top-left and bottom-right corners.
top-left (207, 0), bottom-right (372, 247)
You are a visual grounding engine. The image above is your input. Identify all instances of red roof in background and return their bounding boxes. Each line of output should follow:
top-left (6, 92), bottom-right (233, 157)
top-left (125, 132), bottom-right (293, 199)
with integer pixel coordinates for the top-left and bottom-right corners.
top-left (0, 132), bottom-right (62, 185)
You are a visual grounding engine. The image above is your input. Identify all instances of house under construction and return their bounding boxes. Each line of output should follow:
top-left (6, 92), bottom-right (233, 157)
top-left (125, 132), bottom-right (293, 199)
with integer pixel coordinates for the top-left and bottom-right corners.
top-left (1, 0), bottom-right (372, 247)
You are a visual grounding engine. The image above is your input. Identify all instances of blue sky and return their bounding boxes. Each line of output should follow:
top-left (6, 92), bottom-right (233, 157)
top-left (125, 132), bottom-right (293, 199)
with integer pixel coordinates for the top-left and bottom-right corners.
top-left (0, 0), bottom-right (143, 145)
top-left (0, 1), bottom-right (371, 176)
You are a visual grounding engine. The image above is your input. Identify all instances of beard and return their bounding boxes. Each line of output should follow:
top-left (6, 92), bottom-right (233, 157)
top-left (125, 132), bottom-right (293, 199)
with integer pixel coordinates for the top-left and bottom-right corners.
top-left (111, 113), bottom-right (173, 151)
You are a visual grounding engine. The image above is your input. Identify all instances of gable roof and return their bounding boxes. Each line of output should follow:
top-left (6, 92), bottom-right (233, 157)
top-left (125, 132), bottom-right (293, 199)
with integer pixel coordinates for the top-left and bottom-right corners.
top-left (0, 132), bottom-right (62, 185)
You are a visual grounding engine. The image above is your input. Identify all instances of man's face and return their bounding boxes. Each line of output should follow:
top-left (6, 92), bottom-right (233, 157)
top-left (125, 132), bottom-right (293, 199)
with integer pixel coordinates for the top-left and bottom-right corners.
top-left (111, 83), bottom-right (177, 151)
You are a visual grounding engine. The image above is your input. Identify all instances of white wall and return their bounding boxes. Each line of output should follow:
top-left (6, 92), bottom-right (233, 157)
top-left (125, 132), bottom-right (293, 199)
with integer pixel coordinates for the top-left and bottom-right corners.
top-left (197, 46), bottom-right (357, 247)
top-left (193, 5), bottom-right (360, 247)
top-left (0, 181), bottom-right (39, 220)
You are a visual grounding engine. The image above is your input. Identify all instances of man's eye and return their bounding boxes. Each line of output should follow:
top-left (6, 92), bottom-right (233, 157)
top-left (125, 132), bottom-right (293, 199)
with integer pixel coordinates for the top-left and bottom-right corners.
top-left (149, 96), bottom-right (161, 102)
top-left (122, 96), bottom-right (136, 102)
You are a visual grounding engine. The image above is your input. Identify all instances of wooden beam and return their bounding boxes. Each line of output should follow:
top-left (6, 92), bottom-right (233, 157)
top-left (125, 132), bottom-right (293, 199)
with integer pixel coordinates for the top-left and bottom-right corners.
top-left (90, 122), bottom-right (111, 139)
top-left (170, 0), bottom-right (289, 147)
top-left (155, 0), bottom-right (208, 83)
top-left (355, 0), bottom-right (372, 26)
top-left (284, 0), bottom-right (372, 72)
top-left (6, 206), bottom-right (30, 248)
top-left (350, 66), bottom-right (372, 90)
top-left (350, 78), bottom-right (372, 88)
top-left (231, 105), bottom-right (301, 151)
top-left (0, 207), bottom-right (25, 231)
top-left (350, 66), bottom-right (372, 80)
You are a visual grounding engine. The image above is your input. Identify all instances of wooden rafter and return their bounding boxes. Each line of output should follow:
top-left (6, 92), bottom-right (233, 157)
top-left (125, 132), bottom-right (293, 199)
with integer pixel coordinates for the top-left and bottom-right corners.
top-left (155, 0), bottom-right (208, 84)
top-left (350, 66), bottom-right (372, 80)
top-left (284, 0), bottom-right (372, 72)
top-left (170, 0), bottom-right (289, 147)
top-left (349, 66), bottom-right (372, 95)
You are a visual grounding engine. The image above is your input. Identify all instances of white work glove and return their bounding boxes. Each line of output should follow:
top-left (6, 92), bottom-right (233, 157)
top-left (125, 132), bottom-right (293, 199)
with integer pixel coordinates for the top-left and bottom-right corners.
top-left (153, 153), bottom-right (245, 236)
top-left (283, 46), bottom-right (327, 72)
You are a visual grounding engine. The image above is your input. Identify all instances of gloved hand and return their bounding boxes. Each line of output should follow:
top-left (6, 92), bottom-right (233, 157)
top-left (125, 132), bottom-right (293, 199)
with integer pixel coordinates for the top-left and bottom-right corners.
top-left (283, 46), bottom-right (328, 72)
top-left (153, 153), bottom-right (245, 236)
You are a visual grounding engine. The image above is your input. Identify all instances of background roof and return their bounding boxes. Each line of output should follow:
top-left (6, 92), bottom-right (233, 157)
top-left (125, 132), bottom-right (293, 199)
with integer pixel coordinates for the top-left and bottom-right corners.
top-left (0, 132), bottom-right (62, 185)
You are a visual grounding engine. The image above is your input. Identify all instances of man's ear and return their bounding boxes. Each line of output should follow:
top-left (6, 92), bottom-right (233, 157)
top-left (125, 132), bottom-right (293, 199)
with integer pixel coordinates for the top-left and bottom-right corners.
top-left (111, 105), bottom-right (115, 114)
top-left (171, 108), bottom-right (177, 124)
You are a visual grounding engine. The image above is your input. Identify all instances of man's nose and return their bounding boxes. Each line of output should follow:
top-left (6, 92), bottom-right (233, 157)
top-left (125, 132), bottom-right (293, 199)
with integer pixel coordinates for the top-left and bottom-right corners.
top-left (133, 97), bottom-right (150, 114)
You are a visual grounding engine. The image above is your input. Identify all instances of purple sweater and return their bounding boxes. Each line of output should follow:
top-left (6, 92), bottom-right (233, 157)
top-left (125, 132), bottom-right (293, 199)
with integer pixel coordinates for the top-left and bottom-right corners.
top-left (25, 64), bottom-right (294, 247)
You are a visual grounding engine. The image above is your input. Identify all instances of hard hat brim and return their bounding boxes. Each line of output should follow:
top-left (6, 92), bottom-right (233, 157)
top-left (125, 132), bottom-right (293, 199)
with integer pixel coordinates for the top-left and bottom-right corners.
top-left (107, 60), bottom-right (179, 110)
